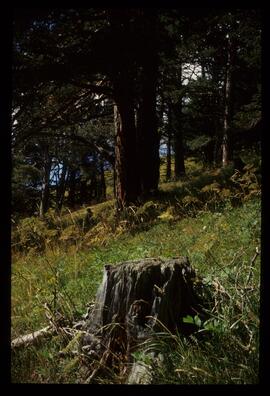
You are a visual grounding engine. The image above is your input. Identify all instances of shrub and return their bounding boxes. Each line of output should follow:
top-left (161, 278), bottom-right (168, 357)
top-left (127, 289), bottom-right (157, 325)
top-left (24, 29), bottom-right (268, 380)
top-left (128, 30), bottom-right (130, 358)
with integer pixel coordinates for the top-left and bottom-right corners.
top-left (135, 201), bottom-right (160, 223)
top-left (12, 216), bottom-right (59, 252)
top-left (59, 225), bottom-right (81, 245)
top-left (93, 200), bottom-right (115, 224)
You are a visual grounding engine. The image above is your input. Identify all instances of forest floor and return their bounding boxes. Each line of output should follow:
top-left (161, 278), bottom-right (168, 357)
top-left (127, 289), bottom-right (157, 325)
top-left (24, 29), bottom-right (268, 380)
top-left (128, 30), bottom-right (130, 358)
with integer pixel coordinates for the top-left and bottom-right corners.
top-left (11, 158), bottom-right (261, 384)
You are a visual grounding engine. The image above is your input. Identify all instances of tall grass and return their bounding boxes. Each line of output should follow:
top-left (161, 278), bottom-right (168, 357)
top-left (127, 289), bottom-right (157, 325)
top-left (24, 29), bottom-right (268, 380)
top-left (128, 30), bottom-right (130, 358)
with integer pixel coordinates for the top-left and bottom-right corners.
top-left (133, 241), bottom-right (260, 384)
top-left (11, 161), bottom-right (261, 383)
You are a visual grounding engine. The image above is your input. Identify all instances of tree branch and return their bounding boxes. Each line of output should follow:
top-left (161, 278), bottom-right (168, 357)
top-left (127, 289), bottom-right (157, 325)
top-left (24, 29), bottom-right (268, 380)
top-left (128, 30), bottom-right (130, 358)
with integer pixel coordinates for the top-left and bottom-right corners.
top-left (11, 326), bottom-right (56, 349)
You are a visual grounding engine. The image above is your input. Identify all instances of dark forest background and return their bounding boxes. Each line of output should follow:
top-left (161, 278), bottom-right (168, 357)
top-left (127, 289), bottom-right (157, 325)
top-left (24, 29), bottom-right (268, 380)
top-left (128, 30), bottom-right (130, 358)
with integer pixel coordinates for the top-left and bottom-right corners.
top-left (12, 8), bottom-right (261, 217)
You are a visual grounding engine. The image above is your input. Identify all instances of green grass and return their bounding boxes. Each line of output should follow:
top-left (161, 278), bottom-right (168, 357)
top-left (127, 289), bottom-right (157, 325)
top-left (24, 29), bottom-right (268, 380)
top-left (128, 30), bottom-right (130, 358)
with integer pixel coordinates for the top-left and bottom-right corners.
top-left (11, 161), bottom-right (261, 384)
top-left (11, 197), bottom-right (260, 383)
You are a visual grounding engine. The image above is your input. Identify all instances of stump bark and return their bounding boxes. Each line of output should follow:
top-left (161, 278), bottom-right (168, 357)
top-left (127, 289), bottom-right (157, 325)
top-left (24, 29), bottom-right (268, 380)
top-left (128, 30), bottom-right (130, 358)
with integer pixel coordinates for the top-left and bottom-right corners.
top-left (81, 257), bottom-right (204, 381)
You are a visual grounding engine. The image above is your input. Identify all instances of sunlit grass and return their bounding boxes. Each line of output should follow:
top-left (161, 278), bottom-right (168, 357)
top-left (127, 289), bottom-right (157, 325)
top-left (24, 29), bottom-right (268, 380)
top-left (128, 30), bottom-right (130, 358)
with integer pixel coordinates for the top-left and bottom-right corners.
top-left (11, 160), bottom-right (261, 383)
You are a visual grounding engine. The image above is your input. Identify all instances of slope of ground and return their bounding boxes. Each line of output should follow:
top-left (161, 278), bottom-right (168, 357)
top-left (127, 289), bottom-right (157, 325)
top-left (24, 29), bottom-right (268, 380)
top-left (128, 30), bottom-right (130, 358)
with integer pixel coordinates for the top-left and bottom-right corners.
top-left (11, 161), bottom-right (261, 384)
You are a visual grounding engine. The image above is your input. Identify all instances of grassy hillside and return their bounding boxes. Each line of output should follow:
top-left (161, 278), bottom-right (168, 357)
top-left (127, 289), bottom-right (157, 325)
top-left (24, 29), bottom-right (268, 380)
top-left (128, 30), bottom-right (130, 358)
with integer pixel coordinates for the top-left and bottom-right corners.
top-left (11, 159), bottom-right (261, 384)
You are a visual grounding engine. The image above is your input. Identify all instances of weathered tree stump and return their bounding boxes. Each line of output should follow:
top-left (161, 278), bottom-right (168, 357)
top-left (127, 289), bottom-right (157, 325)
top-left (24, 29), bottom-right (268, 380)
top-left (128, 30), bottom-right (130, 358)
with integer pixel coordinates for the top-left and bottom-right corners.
top-left (81, 257), bottom-right (205, 382)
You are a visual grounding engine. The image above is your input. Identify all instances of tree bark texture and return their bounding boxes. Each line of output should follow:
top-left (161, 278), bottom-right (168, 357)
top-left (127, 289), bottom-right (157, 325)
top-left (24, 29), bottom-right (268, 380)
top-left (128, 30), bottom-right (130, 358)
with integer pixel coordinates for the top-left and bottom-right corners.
top-left (172, 100), bottom-right (186, 179)
top-left (12, 257), bottom-right (210, 384)
top-left (113, 100), bottom-right (139, 211)
top-left (111, 9), bottom-right (160, 210)
top-left (137, 10), bottom-right (160, 195)
top-left (109, 9), bottom-right (140, 210)
top-left (80, 257), bottom-right (206, 381)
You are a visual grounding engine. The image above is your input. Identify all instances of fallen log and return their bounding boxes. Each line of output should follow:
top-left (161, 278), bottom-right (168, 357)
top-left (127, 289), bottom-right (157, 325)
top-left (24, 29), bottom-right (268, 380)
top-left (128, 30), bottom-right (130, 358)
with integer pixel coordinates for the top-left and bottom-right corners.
top-left (11, 326), bottom-right (56, 349)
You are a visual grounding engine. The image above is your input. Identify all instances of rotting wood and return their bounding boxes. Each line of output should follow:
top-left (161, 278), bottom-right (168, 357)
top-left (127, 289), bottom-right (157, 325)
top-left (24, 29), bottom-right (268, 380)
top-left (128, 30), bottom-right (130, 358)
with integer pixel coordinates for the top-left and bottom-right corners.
top-left (79, 257), bottom-right (207, 383)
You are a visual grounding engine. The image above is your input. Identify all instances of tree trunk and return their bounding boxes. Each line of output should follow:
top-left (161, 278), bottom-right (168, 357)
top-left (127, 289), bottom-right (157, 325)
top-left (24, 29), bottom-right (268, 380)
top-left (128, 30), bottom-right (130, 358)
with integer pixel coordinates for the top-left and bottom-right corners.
top-left (109, 9), bottom-right (159, 209)
top-left (221, 34), bottom-right (233, 167)
top-left (39, 144), bottom-right (51, 217)
top-left (138, 10), bottom-right (160, 195)
top-left (113, 96), bottom-right (139, 211)
top-left (169, 63), bottom-right (185, 179)
top-left (174, 130), bottom-right (185, 179)
top-left (172, 99), bottom-right (186, 179)
top-left (80, 257), bottom-right (207, 382)
top-left (113, 166), bottom-right (116, 199)
top-left (68, 169), bottom-right (77, 208)
top-left (56, 162), bottom-right (67, 211)
top-left (109, 9), bottom-right (140, 210)
top-left (166, 134), bottom-right (172, 181)
top-left (166, 105), bottom-right (172, 180)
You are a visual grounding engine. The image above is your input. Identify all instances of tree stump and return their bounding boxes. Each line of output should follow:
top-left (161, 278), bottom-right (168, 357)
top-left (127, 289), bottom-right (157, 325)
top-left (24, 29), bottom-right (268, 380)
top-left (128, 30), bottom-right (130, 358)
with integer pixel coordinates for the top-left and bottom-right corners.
top-left (81, 257), bottom-right (205, 382)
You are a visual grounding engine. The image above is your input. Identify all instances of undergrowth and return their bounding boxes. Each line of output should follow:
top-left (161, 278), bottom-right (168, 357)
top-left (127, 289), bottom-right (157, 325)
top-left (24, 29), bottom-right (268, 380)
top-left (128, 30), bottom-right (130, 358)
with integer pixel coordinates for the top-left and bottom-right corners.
top-left (12, 163), bottom-right (260, 253)
top-left (133, 239), bottom-right (260, 384)
top-left (11, 162), bottom-right (261, 384)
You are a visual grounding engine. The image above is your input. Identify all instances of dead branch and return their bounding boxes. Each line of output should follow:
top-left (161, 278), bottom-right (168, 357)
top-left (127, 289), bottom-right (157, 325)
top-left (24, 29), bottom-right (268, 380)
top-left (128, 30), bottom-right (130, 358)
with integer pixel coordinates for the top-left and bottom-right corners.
top-left (11, 326), bottom-right (56, 350)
